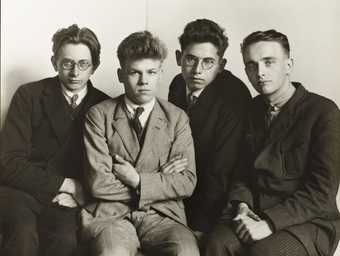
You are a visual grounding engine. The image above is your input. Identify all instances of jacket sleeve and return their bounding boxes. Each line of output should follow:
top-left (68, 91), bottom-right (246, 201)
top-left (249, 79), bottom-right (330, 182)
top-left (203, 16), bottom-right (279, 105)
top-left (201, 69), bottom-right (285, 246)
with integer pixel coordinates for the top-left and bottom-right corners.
top-left (83, 106), bottom-right (134, 202)
top-left (138, 111), bottom-right (197, 208)
top-left (0, 87), bottom-right (64, 204)
top-left (263, 106), bottom-right (340, 231)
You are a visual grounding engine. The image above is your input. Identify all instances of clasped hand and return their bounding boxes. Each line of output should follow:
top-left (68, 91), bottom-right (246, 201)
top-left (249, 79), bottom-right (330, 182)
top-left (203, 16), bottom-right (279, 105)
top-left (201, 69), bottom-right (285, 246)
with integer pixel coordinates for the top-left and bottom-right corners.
top-left (232, 203), bottom-right (273, 243)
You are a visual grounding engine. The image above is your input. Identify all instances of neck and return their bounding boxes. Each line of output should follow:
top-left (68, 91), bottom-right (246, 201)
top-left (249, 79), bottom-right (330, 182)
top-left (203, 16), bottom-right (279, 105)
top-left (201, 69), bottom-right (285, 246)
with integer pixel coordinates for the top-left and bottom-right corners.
top-left (265, 81), bottom-right (295, 108)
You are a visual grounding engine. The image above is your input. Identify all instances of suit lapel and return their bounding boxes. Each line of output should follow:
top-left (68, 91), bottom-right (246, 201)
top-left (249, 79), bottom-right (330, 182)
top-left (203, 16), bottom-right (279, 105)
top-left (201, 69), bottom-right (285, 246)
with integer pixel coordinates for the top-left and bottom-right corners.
top-left (266, 84), bottom-right (307, 144)
top-left (111, 97), bottom-right (140, 162)
top-left (42, 77), bottom-right (71, 144)
top-left (254, 84), bottom-right (308, 168)
top-left (136, 100), bottom-right (168, 168)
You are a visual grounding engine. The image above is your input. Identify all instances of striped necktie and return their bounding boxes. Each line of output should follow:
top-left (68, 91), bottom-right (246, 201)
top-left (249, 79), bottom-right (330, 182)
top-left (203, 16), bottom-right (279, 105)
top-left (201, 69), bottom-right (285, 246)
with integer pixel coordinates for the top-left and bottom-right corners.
top-left (132, 107), bottom-right (144, 142)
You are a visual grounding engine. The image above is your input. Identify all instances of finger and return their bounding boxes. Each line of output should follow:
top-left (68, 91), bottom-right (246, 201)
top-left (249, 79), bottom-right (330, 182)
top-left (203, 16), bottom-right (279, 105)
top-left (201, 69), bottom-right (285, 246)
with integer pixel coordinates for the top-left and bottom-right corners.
top-left (114, 154), bottom-right (126, 164)
top-left (248, 211), bottom-right (261, 221)
top-left (165, 161), bottom-right (188, 174)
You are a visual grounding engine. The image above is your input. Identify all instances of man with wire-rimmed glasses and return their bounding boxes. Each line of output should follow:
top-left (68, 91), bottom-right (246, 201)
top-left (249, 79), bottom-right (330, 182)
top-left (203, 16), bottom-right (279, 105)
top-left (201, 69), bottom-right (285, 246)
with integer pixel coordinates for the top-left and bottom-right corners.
top-left (0, 24), bottom-right (108, 256)
top-left (168, 19), bottom-right (252, 247)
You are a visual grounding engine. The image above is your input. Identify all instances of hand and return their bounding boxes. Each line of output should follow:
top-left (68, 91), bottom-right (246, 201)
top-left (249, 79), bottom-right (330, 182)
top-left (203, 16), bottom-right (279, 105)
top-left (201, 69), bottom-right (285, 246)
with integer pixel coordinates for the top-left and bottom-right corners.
top-left (113, 154), bottom-right (140, 188)
top-left (234, 202), bottom-right (261, 221)
top-left (160, 155), bottom-right (188, 174)
top-left (59, 178), bottom-right (85, 206)
top-left (52, 192), bottom-right (78, 208)
top-left (233, 216), bottom-right (273, 243)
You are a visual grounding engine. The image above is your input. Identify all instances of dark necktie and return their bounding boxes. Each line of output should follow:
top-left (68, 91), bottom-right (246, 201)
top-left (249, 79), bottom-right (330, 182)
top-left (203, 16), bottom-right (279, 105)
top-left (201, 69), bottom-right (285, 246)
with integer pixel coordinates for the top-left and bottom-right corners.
top-left (70, 94), bottom-right (78, 109)
top-left (132, 107), bottom-right (144, 142)
top-left (265, 105), bottom-right (279, 129)
top-left (187, 93), bottom-right (198, 111)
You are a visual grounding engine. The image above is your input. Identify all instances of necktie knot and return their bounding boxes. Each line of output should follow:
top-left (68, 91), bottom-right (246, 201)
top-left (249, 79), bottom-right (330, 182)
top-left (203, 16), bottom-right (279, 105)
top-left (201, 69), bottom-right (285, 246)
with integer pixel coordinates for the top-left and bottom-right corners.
top-left (70, 94), bottom-right (78, 108)
top-left (134, 107), bottom-right (144, 119)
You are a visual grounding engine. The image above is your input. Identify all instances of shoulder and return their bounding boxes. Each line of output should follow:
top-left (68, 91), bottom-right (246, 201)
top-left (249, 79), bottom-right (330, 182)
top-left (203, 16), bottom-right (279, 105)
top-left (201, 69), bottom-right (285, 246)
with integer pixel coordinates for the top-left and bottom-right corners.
top-left (169, 73), bottom-right (184, 90)
top-left (86, 96), bottom-right (121, 119)
top-left (15, 76), bottom-right (57, 96)
top-left (156, 98), bottom-right (189, 122)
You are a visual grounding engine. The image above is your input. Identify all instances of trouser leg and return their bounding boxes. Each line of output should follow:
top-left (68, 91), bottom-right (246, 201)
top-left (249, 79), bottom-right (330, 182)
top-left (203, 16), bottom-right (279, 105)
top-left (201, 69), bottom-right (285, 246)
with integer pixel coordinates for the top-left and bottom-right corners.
top-left (0, 186), bottom-right (42, 256)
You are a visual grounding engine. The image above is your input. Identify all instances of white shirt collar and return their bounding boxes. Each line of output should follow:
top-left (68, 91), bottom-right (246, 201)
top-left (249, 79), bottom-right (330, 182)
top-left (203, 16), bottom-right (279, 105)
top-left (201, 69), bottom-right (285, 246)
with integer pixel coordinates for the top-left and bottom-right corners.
top-left (124, 95), bottom-right (155, 128)
top-left (60, 83), bottom-right (88, 106)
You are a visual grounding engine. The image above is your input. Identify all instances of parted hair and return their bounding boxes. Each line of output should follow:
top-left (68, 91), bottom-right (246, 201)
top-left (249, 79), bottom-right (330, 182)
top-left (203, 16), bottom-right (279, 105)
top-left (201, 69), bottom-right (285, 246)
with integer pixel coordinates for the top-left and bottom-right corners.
top-left (241, 29), bottom-right (290, 57)
top-left (52, 24), bottom-right (101, 70)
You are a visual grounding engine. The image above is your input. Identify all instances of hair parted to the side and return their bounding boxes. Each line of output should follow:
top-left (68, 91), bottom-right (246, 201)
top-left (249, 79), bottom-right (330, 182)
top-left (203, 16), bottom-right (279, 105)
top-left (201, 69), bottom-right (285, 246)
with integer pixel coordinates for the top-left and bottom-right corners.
top-left (117, 31), bottom-right (168, 67)
top-left (52, 24), bottom-right (101, 70)
top-left (241, 29), bottom-right (290, 57)
top-left (179, 19), bottom-right (229, 57)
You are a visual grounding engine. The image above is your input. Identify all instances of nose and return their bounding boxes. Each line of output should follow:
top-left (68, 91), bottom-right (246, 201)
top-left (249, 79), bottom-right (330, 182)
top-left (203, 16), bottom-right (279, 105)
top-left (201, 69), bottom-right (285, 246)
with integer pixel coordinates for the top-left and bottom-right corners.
top-left (138, 74), bottom-right (148, 85)
top-left (69, 65), bottom-right (79, 77)
top-left (257, 63), bottom-right (265, 78)
top-left (193, 60), bottom-right (203, 74)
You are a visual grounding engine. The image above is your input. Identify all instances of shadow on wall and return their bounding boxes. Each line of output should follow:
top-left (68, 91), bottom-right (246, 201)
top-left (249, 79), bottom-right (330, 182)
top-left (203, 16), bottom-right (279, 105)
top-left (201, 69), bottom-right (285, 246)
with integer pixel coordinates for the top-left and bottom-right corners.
top-left (1, 67), bottom-right (43, 127)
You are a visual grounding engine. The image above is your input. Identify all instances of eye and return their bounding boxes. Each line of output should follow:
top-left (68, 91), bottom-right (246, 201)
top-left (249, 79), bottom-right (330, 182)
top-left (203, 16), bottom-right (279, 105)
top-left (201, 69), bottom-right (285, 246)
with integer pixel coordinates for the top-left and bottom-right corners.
top-left (148, 69), bottom-right (158, 75)
top-left (265, 59), bottom-right (275, 66)
top-left (184, 55), bottom-right (197, 65)
top-left (78, 60), bottom-right (91, 69)
top-left (203, 58), bottom-right (215, 65)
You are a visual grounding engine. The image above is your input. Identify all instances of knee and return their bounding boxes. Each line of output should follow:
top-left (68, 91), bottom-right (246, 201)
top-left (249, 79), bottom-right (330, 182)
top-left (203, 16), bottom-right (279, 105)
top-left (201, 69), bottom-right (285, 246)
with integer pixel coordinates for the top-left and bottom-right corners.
top-left (204, 228), bottom-right (241, 256)
top-left (248, 242), bottom-right (272, 256)
top-left (98, 246), bottom-right (135, 256)
top-left (165, 228), bottom-right (199, 256)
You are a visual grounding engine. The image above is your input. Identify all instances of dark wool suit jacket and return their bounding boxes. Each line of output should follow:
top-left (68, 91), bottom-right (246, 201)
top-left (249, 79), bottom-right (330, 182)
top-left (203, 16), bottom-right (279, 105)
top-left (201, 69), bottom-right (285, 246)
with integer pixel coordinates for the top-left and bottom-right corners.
top-left (228, 83), bottom-right (340, 256)
top-left (168, 70), bottom-right (252, 232)
top-left (81, 96), bottom-right (196, 237)
top-left (0, 76), bottom-right (109, 204)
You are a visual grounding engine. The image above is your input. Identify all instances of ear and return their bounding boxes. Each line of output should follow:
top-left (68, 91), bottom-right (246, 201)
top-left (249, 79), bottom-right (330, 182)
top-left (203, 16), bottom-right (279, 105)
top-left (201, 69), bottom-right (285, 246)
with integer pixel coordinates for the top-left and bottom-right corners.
top-left (219, 58), bottom-right (227, 72)
top-left (117, 68), bottom-right (124, 83)
top-left (51, 56), bottom-right (58, 72)
top-left (286, 57), bottom-right (294, 75)
top-left (175, 50), bottom-right (182, 66)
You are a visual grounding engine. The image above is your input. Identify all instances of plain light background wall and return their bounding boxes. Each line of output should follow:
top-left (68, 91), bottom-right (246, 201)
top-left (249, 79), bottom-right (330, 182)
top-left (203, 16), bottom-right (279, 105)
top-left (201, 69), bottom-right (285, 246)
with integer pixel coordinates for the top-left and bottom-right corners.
top-left (1, 0), bottom-right (340, 127)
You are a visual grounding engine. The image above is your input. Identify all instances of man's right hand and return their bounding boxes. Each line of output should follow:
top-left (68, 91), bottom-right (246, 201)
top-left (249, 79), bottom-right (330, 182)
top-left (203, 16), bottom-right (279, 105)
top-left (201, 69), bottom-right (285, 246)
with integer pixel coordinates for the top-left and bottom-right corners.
top-left (160, 155), bottom-right (188, 174)
top-left (52, 192), bottom-right (78, 208)
top-left (59, 178), bottom-right (85, 206)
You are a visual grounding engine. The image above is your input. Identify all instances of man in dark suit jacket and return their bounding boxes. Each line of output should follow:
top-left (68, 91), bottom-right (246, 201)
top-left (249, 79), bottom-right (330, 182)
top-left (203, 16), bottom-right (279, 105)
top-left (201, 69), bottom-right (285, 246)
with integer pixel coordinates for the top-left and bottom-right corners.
top-left (168, 19), bottom-right (252, 236)
top-left (205, 30), bottom-right (340, 256)
top-left (81, 31), bottom-right (199, 256)
top-left (0, 24), bottom-right (108, 256)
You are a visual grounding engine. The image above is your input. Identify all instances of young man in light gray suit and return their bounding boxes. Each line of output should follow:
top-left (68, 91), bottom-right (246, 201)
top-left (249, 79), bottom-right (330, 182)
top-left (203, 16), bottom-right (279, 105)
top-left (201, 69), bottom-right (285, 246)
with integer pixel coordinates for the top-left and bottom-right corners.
top-left (81, 31), bottom-right (199, 256)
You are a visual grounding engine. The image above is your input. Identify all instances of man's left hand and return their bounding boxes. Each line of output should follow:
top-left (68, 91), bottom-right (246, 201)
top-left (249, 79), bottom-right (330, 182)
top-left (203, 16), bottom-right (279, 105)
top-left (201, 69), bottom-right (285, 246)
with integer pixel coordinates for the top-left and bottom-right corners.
top-left (113, 154), bottom-right (140, 188)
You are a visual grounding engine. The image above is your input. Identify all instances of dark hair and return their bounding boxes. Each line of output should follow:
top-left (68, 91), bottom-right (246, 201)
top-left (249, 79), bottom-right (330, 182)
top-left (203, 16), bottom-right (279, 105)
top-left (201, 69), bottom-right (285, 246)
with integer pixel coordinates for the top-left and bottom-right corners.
top-left (117, 31), bottom-right (168, 67)
top-left (179, 19), bottom-right (229, 57)
top-left (52, 24), bottom-right (101, 70)
top-left (241, 29), bottom-right (290, 57)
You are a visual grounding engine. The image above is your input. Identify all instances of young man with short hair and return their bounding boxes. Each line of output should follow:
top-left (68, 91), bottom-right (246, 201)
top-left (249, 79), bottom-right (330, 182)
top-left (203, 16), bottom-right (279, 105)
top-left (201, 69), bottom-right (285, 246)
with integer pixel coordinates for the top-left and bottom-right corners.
top-left (81, 31), bottom-right (199, 256)
top-left (168, 19), bottom-right (252, 237)
top-left (205, 29), bottom-right (340, 256)
top-left (0, 24), bottom-right (108, 256)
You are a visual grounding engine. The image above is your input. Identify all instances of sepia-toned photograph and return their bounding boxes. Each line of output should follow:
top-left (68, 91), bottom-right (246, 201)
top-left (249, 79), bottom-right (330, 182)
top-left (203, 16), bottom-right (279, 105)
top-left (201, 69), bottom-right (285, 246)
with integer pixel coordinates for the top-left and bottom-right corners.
top-left (1, 0), bottom-right (340, 255)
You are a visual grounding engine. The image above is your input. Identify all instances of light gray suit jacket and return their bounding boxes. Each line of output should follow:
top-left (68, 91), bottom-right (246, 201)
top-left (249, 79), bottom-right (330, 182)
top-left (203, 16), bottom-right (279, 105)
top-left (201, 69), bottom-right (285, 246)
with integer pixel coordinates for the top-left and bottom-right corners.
top-left (81, 95), bottom-right (196, 234)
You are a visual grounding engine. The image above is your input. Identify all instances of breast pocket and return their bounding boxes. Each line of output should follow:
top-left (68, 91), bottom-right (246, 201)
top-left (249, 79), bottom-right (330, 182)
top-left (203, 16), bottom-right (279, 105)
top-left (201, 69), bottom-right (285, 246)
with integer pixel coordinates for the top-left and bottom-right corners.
top-left (281, 140), bottom-right (309, 179)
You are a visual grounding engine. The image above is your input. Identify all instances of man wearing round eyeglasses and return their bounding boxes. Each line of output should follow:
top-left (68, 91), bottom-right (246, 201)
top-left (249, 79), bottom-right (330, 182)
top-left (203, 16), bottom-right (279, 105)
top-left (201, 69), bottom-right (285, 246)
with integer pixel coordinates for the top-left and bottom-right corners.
top-left (168, 19), bottom-right (252, 244)
top-left (0, 24), bottom-right (108, 256)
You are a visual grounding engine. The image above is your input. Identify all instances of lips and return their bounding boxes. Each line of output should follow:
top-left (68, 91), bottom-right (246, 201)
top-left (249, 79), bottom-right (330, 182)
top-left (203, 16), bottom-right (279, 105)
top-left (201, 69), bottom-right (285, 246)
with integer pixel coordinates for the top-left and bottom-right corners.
top-left (190, 77), bottom-right (205, 83)
top-left (68, 79), bottom-right (82, 84)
